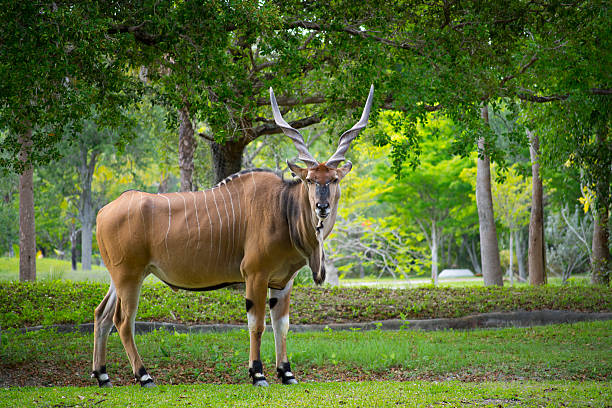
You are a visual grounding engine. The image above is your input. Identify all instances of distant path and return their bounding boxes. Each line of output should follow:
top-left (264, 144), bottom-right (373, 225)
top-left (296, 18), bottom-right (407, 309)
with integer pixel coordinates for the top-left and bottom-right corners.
top-left (339, 278), bottom-right (482, 288)
top-left (19, 310), bottom-right (612, 335)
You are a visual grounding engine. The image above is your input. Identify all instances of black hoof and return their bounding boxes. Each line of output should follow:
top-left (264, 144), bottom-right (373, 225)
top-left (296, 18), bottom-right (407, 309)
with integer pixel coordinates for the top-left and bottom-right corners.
top-left (277, 362), bottom-right (298, 385)
top-left (253, 379), bottom-right (269, 387)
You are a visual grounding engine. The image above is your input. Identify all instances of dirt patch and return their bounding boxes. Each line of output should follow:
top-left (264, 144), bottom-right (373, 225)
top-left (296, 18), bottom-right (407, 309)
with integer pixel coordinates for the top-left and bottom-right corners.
top-left (1, 360), bottom-right (604, 388)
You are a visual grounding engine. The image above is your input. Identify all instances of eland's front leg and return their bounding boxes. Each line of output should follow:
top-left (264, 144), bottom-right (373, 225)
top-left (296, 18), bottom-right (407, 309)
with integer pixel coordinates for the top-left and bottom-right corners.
top-left (245, 274), bottom-right (269, 386)
top-left (269, 280), bottom-right (298, 384)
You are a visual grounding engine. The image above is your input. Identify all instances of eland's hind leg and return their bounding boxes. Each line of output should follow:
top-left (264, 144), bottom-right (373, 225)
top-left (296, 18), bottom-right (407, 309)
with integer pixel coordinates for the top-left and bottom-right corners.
top-left (92, 281), bottom-right (117, 387)
top-left (112, 273), bottom-right (155, 387)
top-left (270, 278), bottom-right (298, 384)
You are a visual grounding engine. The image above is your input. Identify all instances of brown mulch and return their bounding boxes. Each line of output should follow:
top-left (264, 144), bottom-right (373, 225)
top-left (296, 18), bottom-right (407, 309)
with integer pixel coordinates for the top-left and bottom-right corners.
top-left (1, 360), bottom-right (602, 388)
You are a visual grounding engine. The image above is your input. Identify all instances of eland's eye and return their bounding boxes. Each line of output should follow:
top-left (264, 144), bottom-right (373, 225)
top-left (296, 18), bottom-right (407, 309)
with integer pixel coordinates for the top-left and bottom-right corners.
top-left (305, 178), bottom-right (313, 184)
top-left (332, 178), bottom-right (339, 184)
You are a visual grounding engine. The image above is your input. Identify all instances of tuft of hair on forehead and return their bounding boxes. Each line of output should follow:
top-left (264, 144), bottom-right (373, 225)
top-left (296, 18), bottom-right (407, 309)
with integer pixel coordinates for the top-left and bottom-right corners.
top-left (307, 163), bottom-right (339, 183)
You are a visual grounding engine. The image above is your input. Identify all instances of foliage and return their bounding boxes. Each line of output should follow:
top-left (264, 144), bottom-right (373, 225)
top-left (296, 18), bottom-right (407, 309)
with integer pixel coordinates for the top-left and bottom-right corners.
top-left (326, 113), bottom-right (479, 280)
top-left (460, 163), bottom-right (530, 233)
top-left (326, 130), bottom-right (428, 279)
top-left (0, 174), bottom-right (18, 255)
top-left (0, 2), bottom-right (135, 172)
top-left (0, 280), bottom-right (609, 329)
top-left (546, 208), bottom-right (593, 283)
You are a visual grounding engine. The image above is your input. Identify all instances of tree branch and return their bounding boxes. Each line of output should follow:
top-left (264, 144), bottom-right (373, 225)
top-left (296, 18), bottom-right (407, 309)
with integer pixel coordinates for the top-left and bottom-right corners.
top-left (254, 114), bottom-right (321, 137)
top-left (286, 20), bottom-right (422, 52)
top-left (517, 91), bottom-right (569, 103)
top-left (500, 55), bottom-right (538, 88)
top-left (197, 132), bottom-right (215, 142)
top-left (591, 88), bottom-right (612, 95)
top-left (255, 95), bottom-right (326, 107)
top-left (108, 22), bottom-right (159, 46)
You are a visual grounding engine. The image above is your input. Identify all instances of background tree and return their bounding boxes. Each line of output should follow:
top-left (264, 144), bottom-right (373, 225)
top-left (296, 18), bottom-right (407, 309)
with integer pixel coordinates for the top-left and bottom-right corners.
top-left (0, 2), bottom-right (132, 280)
top-left (379, 114), bottom-right (474, 284)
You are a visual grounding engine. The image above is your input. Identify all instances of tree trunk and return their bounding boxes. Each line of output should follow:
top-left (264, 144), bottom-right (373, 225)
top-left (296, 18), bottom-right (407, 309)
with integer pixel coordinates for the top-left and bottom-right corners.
top-left (78, 145), bottom-right (99, 272)
top-left (591, 206), bottom-right (610, 284)
top-left (476, 106), bottom-right (503, 286)
top-left (81, 216), bottom-right (93, 271)
top-left (527, 129), bottom-right (547, 285)
top-left (325, 259), bottom-right (339, 286)
top-left (158, 174), bottom-right (170, 193)
top-left (18, 128), bottom-right (36, 281)
top-left (590, 126), bottom-right (610, 285)
top-left (178, 106), bottom-right (196, 192)
top-left (515, 229), bottom-right (526, 281)
top-left (70, 225), bottom-right (78, 271)
top-left (508, 230), bottom-right (514, 286)
top-left (465, 235), bottom-right (482, 276)
top-left (208, 139), bottom-right (247, 184)
top-left (431, 220), bottom-right (439, 286)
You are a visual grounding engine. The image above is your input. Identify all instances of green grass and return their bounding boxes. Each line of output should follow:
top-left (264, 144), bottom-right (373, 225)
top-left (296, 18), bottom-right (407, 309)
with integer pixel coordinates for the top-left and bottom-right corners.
top-left (0, 257), bottom-right (110, 282)
top-left (1, 280), bottom-right (610, 329)
top-left (2, 321), bottom-right (610, 386)
top-left (0, 381), bottom-right (609, 407)
top-left (1, 257), bottom-right (592, 288)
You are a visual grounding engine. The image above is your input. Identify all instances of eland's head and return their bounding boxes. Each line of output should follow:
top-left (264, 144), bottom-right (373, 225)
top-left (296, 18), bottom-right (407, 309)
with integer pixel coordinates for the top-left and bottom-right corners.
top-left (270, 85), bottom-right (374, 224)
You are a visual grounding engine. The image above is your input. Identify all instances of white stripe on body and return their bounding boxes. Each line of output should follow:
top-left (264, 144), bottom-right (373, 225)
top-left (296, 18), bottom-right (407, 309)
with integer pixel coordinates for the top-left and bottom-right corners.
top-left (224, 183), bottom-right (236, 260)
top-left (202, 191), bottom-right (213, 271)
top-left (235, 180), bottom-right (242, 248)
top-left (127, 192), bottom-right (134, 237)
top-left (180, 194), bottom-right (191, 247)
top-left (162, 195), bottom-right (172, 259)
top-left (218, 184), bottom-right (231, 262)
top-left (211, 188), bottom-right (223, 267)
top-left (139, 193), bottom-right (147, 242)
top-left (190, 192), bottom-right (201, 249)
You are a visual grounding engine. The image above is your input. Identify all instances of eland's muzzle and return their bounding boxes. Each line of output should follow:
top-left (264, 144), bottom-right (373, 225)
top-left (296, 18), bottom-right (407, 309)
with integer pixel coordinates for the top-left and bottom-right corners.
top-left (316, 202), bottom-right (330, 219)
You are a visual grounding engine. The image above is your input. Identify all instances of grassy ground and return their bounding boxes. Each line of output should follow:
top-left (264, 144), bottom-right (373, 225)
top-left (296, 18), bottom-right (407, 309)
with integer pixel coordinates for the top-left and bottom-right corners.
top-left (1, 381), bottom-right (609, 407)
top-left (1, 280), bottom-right (610, 329)
top-left (0, 257), bottom-right (110, 282)
top-left (341, 275), bottom-right (591, 288)
top-left (1, 321), bottom-right (610, 387)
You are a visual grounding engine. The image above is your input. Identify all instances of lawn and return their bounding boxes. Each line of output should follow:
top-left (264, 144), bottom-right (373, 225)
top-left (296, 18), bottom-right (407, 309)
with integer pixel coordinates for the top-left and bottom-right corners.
top-left (1, 381), bottom-right (609, 407)
top-left (0, 257), bottom-right (110, 283)
top-left (2, 321), bottom-right (610, 387)
top-left (1, 260), bottom-right (609, 407)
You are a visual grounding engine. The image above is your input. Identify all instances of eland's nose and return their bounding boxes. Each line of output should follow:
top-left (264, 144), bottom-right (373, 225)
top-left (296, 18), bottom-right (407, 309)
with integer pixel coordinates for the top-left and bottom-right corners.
top-left (316, 203), bottom-right (330, 211)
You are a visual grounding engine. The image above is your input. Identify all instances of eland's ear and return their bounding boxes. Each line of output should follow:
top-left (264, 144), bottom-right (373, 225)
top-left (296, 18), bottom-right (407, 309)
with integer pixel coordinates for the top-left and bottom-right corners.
top-left (287, 160), bottom-right (308, 180)
top-left (336, 161), bottom-right (353, 180)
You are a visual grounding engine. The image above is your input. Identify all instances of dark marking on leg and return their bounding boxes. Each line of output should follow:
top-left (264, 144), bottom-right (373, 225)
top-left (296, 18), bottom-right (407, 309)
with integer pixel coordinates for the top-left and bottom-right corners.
top-left (135, 366), bottom-right (155, 387)
top-left (269, 297), bottom-right (278, 309)
top-left (91, 365), bottom-right (111, 387)
top-left (245, 298), bottom-right (254, 313)
top-left (277, 361), bottom-right (298, 385)
top-left (249, 360), bottom-right (268, 386)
